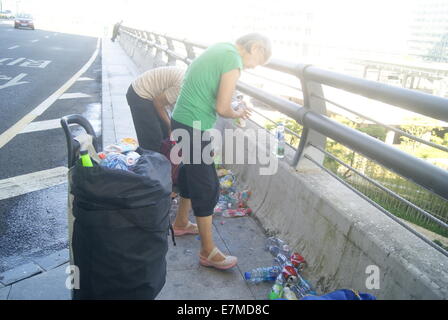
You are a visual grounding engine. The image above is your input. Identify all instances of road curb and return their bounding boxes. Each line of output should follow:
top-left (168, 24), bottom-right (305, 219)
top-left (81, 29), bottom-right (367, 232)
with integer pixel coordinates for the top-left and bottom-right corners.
top-left (101, 38), bottom-right (116, 147)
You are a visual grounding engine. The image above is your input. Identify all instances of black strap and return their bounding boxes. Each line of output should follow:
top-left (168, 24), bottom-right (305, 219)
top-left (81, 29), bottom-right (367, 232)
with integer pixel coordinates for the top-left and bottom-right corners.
top-left (169, 224), bottom-right (176, 246)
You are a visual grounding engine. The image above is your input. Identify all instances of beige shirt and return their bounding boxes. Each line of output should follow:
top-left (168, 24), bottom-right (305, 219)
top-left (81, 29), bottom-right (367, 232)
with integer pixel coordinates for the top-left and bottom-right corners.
top-left (132, 66), bottom-right (185, 105)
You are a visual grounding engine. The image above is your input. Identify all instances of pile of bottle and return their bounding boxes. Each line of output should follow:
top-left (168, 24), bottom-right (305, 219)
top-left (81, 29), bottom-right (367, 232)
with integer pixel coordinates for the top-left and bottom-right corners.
top-left (79, 137), bottom-right (142, 171)
top-left (244, 237), bottom-right (316, 300)
top-left (213, 168), bottom-right (252, 217)
top-left (97, 138), bottom-right (141, 171)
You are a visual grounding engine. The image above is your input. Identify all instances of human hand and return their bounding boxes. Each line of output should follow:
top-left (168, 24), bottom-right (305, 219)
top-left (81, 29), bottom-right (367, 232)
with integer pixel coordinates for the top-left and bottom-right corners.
top-left (235, 105), bottom-right (252, 120)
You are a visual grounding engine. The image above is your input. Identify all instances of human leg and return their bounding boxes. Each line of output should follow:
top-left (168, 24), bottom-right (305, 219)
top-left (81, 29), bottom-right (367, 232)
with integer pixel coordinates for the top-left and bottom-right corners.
top-left (126, 85), bottom-right (165, 152)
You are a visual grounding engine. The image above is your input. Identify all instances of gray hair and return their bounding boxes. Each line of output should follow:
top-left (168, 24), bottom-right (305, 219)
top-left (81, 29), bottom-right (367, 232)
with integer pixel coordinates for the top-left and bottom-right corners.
top-left (236, 33), bottom-right (272, 62)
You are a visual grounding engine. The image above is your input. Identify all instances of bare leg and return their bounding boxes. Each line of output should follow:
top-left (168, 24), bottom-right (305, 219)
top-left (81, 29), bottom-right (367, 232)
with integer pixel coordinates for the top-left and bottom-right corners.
top-left (196, 215), bottom-right (226, 262)
top-left (173, 197), bottom-right (192, 228)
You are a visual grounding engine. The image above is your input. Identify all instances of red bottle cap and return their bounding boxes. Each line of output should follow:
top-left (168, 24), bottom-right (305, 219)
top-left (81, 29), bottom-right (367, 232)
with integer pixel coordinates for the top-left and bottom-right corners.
top-left (290, 253), bottom-right (306, 268)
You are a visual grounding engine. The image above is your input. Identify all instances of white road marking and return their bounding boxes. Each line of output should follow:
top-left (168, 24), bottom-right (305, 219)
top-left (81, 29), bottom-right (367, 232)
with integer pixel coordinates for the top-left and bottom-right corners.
top-left (0, 38), bottom-right (100, 149)
top-left (59, 92), bottom-right (91, 99)
top-left (0, 167), bottom-right (68, 201)
top-left (20, 59), bottom-right (51, 68)
top-left (0, 74), bottom-right (12, 81)
top-left (0, 58), bottom-right (51, 68)
top-left (0, 73), bottom-right (29, 90)
top-left (20, 119), bottom-right (61, 134)
top-left (7, 57), bottom-right (25, 65)
top-left (76, 77), bottom-right (93, 81)
top-left (31, 39), bottom-right (39, 43)
top-left (45, 36), bottom-right (50, 39)
top-left (8, 45), bottom-right (19, 50)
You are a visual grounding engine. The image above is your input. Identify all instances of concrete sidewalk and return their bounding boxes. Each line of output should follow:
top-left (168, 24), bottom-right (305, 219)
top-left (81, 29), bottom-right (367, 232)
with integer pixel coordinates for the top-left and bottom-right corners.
top-left (0, 36), bottom-right (278, 300)
top-left (103, 36), bottom-right (276, 300)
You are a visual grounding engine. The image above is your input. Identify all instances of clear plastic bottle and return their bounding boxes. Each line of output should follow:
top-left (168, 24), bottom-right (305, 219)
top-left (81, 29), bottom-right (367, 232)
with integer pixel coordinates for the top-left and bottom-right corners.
top-left (244, 266), bottom-right (281, 283)
top-left (265, 237), bottom-right (285, 250)
top-left (268, 244), bottom-right (291, 257)
top-left (268, 274), bottom-right (284, 300)
top-left (100, 153), bottom-right (129, 171)
top-left (274, 253), bottom-right (290, 267)
top-left (290, 274), bottom-right (317, 298)
top-left (283, 286), bottom-right (299, 300)
top-left (275, 122), bottom-right (285, 158)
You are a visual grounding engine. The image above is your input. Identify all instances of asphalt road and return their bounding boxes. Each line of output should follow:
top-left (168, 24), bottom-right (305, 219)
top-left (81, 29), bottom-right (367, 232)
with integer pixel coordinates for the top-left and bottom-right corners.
top-left (0, 20), bottom-right (102, 273)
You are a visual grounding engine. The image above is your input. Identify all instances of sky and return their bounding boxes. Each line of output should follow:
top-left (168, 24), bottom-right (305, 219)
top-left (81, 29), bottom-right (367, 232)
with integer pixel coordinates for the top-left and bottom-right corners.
top-left (2, 0), bottom-right (416, 59)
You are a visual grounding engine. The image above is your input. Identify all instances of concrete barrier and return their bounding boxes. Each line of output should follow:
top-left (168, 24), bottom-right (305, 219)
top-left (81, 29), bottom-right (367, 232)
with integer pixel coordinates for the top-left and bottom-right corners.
top-left (118, 33), bottom-right (448, 299)
top-left (221, 119), bottom-right (448, 299)
top-left (119, 32), bottom-right (156, 72)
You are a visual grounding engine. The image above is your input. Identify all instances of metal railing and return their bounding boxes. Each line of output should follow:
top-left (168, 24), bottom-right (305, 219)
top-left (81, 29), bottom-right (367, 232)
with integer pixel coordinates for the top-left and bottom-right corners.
top-left (119, 26), bottom-right (448, 256)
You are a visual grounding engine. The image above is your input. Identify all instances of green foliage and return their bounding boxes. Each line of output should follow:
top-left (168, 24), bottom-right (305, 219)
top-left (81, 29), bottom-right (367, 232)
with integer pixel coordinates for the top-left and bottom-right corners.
top-left (358, 126), bottom-right (387, 141)
top-left (265, 117), bottom-right (303, 147)
top-left (265, 114), bottom-right (448, 238)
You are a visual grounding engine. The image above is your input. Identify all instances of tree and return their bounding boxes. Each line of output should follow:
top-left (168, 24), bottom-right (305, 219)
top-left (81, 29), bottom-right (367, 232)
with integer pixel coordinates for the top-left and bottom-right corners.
top-left (427, 33), bottom-right (448, 63)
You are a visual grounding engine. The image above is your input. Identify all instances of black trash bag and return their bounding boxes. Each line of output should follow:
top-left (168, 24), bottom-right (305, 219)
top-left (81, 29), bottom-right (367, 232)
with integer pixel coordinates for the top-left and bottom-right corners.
top-left (69, 148), bottom-right (172, 300)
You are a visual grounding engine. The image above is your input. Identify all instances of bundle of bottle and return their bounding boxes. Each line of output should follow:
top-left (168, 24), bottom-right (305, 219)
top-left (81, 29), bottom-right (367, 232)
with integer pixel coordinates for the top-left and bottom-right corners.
top-left (213, 168), bottom-right (252, 218)
top-left (80, 138), bottom-right (142, 171)
top-left (244, 237), bottom-right (316, 300)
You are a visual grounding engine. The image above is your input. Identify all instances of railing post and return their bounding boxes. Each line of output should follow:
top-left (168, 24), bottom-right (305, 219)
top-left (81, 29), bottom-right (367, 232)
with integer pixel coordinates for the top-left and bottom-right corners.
top-left (144, 32), bottom-right (155, 69)
top-left (153, 34), bottom-right (164, 67)
top-left (166, 37), bottom-right (176, 66)
top-left (293, 66), bottom-right (327, 170)
top-left (184, 41), bottom-right (196, 63)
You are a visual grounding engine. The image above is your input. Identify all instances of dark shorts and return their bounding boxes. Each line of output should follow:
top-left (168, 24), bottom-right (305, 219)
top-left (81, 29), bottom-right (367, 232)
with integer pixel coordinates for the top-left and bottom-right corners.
top-left (126, 85), bottom-right (169, 152)
top-left (172, 119), bottom-right (220, 217)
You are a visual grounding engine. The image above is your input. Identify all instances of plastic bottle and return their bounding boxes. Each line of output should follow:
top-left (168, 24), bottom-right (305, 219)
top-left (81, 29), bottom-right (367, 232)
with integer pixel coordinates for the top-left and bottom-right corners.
top-left (290, 284), bottom-right (307, 299)
top-left (125, 151), bottom-right (141, 166)
top-left (297, 273), bottom-right (316, 295)
top-left (290, 274), bottom-right (316, 298)
top-left (290, 253), bottom-right (307, 271)
top-left (267, 243), bottom-right (291, 258)
top-left (265, 237), bottom-right (286, 250)
top-left (283, 286), bottom-right (299, 300)
top-left (244, 266), bottom-right (281, 283)
top-left (222, 207), bottom-right (252, 218)
top-left (238, 190), bottom-right (251, 208)
top-left (100, 153), bottom-right (129, 171)
top-left (274, 253), bottom-right (290, 267)
top-left (282, 265), bottom-right (299, 285)
top-left (80, 150), bottom-right (93, 167)
top-left (232, 95), bottom-right (247, 128)
top-left (268, 274), bottom-right (284, 300)
top-left (275, 122), bottom-right (285, 158)
top-left (219, 174), bottom-right (235, 189)
top-left (274, 252), bottom-right (306, 270)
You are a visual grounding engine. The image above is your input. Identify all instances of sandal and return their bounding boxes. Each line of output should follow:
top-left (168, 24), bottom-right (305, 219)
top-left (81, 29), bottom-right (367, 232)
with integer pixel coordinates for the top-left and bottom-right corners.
top-left (172, 221), bottom-right (199, 236)
top-left (199, 247), bottom-right (238, 270)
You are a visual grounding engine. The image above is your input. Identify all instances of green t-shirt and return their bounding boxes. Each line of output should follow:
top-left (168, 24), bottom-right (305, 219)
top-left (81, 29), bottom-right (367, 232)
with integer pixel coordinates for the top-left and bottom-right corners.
top-left (172, 42), bottom-right (243, 131)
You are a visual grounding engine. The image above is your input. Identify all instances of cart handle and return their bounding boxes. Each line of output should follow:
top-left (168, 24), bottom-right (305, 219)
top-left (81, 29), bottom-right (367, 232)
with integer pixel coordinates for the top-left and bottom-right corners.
top-left (61, 114), bottom-right (99, 168)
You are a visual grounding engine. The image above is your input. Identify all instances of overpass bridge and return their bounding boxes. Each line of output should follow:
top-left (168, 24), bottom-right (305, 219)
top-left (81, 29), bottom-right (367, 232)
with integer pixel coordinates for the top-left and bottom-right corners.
top-left (115, 26), bottom-right (448, 299)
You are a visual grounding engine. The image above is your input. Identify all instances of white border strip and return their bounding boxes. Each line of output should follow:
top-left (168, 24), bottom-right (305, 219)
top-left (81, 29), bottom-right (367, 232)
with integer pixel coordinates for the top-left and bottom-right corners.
top-left (0, 166), bottom-right (68, 201)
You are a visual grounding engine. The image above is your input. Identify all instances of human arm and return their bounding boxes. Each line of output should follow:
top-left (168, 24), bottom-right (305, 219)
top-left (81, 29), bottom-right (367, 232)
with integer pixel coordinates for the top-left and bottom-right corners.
top-left (215, 69), bottom-right (252, 120)
top-left (153, 93), bottom-right (172, 136)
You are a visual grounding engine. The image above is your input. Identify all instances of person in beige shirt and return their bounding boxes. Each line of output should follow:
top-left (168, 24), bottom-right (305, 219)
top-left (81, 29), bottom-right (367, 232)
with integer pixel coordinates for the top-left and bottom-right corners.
top-left (126, 66), bottom-right (185, 152)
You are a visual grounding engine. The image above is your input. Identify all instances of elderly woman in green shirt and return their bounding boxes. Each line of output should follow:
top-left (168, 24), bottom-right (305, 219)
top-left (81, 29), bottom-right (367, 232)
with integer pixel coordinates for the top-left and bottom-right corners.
top-left (171, 33), bottom-right (272, 270)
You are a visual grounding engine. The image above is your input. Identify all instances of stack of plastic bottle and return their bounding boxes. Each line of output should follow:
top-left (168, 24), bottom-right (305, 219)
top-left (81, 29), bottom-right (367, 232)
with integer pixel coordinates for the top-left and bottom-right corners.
top-left (98, 138), bottom-right (141, 171)
top-left (266, 237), bottom-right (316, 300)
top-left (213, 168), bottom-right (252, 217)
top-left (244, 236), bottom-right (316, 300)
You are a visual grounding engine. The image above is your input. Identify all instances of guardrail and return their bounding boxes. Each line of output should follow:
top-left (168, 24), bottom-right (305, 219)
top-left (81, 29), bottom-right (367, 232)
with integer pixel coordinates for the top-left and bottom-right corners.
top-left (119, 26), bottom-right (448, 256)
